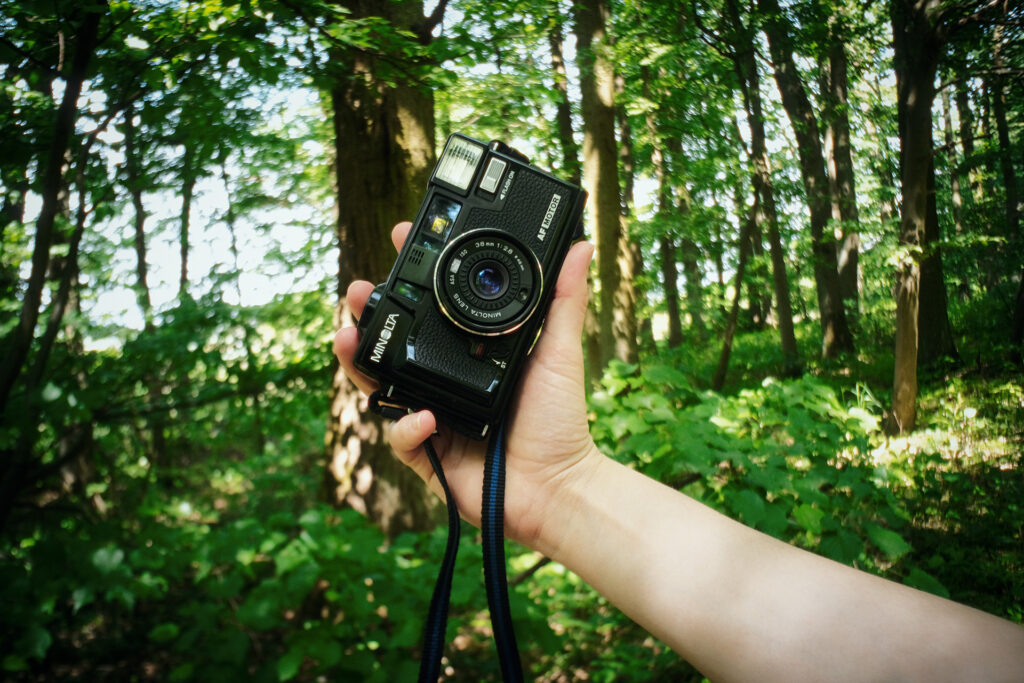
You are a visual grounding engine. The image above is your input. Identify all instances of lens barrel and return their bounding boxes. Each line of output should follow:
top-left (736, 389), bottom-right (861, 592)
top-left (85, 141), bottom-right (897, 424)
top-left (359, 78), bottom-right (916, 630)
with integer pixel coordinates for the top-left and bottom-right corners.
top-left (434, 230), bottom-right (542, 336)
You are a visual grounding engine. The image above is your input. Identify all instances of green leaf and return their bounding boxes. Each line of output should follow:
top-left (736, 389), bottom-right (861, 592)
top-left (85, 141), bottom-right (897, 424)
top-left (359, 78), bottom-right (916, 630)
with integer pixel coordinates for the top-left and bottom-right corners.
top-left (903, 567), bottom-right (950, 598)
top-left (3, 655), bottom-right (28, 672)
top-left (728, 489), bottom-right (766, 527)
top-left (149, 623), bottom-right (180, 643)
top-left (793, 504), bottom-right (824, 535)
top-left (92, 546), bottom-right (125, 574)
top-left (72, 586), bottom-right (95, 613)
top-left (169, 663), bottom-right (195, 681)
top-left (819, 530), bottom-right (864, 565)
top-left (866, 523), bottom-right (912, 560)
top-left (760, 502), bottom-right (790, 537)
top-left (277, 647), bottom-right (304, 681)
top-left (21, 624), bottom-right (52, 659)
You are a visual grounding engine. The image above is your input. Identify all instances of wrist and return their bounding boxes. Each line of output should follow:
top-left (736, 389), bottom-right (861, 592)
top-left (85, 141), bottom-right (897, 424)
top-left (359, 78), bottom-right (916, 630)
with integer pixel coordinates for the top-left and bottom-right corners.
top-left (515, 441), bottom-right (607, 560)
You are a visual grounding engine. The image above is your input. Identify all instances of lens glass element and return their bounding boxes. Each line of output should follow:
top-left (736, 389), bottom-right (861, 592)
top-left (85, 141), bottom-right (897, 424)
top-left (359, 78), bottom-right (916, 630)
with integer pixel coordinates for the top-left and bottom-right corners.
top-left (470, 261), bottom-right (508, 300)
top-left (434, 230), bottom-right (542, 336)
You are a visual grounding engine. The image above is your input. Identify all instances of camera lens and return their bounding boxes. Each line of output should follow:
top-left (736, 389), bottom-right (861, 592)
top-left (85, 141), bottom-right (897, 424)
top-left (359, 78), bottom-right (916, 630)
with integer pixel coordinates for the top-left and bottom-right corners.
top-left (470, 261), bottom-right (508, 300)
top-left (434, 230), bottom-right (542, 336)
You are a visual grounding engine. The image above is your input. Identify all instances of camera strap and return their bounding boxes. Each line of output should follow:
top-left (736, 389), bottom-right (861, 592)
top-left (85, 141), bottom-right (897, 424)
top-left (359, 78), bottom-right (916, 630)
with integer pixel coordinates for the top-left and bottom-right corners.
top-left (416, 419), bottom-right (524, 683)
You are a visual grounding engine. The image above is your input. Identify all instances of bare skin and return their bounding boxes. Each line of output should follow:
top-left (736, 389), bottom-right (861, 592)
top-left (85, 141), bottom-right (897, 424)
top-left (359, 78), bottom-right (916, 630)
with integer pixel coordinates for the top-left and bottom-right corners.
top-left (334, 222), bottom-right (1024, 682)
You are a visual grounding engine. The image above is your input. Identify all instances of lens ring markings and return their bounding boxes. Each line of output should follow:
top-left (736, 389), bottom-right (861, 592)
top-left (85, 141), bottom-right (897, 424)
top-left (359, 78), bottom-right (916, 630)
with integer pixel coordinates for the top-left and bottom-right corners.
top-left (434, 229), bottom-right (542, 336)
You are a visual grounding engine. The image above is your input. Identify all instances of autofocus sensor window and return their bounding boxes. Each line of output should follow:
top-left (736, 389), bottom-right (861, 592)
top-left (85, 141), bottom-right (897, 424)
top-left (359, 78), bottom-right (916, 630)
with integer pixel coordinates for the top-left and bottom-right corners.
top-left (434, 230), bottom-right (542, 336)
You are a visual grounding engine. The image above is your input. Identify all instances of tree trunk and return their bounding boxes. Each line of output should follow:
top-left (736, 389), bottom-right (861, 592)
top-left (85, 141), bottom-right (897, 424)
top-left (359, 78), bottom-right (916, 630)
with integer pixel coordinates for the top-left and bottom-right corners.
top-left (643, 86), bottom-right (684, 349)
top-left (759, 0), bottom-right (854, 359)
top-left (990, 22), bottom-right (1020, 237)
top-left (726, 0), bottom-right (800, 374)
top-left (917, 154), bottom-right (959, 366)
top-left (615, 79), bottom-right (640, 365)
top-left (178, 146), bottom-right (195, 299)
top-left (1012, 270), bottom-right (1024, 366)
top-left (713, 202), bottom-right (756, 391)
top-left (821, 35), bottom-right (861, 321)
top-left (954, 77), bottom-right (980, 199)
top-left (941, 88), bottom-right (966, 236)
top-left (123, 102), bottom-right (170, 468)
top-left (889, 0), bottom-right (942, 434)
top-left (660, 235), bottom-right (683, 347)
top-left (325, 0), bottom-right (442, 536)
top-left (548, 15), bottom-right (580, 186)
top-left (545, 12), bottom-right (599, 382)
top-left (575, 0), bottom-right (628, 369)
top-left (0, 5), bottom-right (104, 418)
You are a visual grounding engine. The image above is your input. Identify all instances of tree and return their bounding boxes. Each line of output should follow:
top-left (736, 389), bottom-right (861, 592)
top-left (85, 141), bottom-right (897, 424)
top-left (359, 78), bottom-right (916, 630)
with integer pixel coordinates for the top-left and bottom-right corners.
top-left (722, 0), bottom-right (801, 375)
top-left (574, 0), bottom-right (636, 369)
top-left (321, 0), bottom-right (446, 535)
top-left (758, 0), bottom-right (854, 359)
top-left (818, 17), bottom-right (862, 320)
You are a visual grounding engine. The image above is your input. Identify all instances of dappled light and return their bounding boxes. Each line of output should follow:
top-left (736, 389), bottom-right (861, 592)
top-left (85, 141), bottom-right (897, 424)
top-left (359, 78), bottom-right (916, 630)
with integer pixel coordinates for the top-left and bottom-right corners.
top-left (1, 0), bottom-right (1022, 680)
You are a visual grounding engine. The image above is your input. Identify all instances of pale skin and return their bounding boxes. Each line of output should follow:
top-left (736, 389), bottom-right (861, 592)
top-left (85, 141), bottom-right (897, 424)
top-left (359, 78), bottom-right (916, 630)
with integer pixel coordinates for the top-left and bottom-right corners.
top-left (334, 222), bottom-right (1024, 682)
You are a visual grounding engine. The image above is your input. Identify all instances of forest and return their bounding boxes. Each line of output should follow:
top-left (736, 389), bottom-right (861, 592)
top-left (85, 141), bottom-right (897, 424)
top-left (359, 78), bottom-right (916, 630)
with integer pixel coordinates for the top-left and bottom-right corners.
top-left (1, 0), bottom-right (1022, 680)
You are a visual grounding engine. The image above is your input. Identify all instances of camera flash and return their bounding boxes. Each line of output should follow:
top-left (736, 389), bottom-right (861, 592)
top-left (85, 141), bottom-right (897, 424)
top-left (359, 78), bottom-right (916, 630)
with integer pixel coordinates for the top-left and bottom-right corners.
top-left (436, 137), bottom-right (484, 191)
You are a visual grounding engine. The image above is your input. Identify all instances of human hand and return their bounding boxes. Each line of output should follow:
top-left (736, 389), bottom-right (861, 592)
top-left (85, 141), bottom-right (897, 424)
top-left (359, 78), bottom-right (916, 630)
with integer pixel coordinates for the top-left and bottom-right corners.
top-left (333, 222), bottom-right (599, 555)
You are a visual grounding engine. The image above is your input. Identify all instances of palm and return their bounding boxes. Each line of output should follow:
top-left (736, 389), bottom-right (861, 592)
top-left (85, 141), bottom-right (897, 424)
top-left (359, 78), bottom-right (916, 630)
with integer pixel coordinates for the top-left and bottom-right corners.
top-left (334, 223), bottom-right (596, 546)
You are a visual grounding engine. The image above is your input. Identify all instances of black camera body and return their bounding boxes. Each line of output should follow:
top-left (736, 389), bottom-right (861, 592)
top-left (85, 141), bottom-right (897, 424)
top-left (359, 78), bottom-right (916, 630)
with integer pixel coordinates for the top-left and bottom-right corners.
top-left (353, 134), bottom-right (587, 439)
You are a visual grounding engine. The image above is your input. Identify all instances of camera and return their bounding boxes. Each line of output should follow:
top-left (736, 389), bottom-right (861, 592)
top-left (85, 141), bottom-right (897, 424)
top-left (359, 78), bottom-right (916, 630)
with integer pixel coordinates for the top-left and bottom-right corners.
top-left (353, 134), bottom-right (588, 439)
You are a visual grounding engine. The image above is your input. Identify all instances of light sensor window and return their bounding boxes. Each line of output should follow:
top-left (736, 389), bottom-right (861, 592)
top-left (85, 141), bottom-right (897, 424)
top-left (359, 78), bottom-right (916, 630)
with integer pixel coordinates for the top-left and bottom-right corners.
top-left (479, 158), bottom-right (507, 194)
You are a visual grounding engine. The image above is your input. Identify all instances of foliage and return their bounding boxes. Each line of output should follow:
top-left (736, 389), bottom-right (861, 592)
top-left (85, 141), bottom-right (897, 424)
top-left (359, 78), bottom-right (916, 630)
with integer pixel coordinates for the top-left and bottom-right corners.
top-left (1, 0), bottom-right (1022, 679)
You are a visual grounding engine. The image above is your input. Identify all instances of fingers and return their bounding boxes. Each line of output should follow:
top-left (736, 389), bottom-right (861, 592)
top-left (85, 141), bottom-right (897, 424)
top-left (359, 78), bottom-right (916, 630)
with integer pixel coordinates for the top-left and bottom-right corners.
top-left (346, 280), bottom-right (375, 320)
top-left (333, 326), bottom-right (378, 395)
top-left (333, 222), bottom-right (413, 397)
top-left (388, 410), bottom-right (440, 492)
top-left (391, 221), bottom-right (412, 251)
top-left (543, 241), bottom-right (595, 347)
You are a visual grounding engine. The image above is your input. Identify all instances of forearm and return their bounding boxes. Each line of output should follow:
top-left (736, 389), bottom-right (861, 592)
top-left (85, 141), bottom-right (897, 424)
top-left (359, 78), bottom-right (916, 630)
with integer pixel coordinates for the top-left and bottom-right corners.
top-left (535, 450), bottom-right (1024, 682)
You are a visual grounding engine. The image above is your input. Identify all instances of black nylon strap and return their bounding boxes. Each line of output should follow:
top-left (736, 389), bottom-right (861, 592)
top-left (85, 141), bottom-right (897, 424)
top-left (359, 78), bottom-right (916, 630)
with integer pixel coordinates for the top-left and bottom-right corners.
top-left (374, 386), bottom-right (522, 683)
top-left (417, 436), bottom-right (461, 683)
top-left (482, 420), bottom-right (525, 681)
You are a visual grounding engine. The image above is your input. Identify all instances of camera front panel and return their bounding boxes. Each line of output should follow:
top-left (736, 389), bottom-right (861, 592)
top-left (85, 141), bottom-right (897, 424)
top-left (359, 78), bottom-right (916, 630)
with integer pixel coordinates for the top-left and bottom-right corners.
top-left (354, 134), bottom-right (587, 438)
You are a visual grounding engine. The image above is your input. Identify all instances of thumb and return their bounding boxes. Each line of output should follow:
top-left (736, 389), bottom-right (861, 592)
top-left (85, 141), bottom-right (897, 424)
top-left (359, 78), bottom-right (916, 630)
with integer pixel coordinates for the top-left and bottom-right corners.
top-left (540, 241), bottom-right (595, 349)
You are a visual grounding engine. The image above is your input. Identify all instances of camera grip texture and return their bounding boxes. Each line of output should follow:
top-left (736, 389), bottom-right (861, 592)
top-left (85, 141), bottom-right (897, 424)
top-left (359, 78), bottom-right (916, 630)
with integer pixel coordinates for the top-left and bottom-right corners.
top-left (413, 314), bottom-right (500, 394)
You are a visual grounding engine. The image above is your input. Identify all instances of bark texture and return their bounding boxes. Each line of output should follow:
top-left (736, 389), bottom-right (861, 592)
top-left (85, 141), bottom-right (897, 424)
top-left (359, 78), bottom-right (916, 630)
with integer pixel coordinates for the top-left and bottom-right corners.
top-left (889, 0), bottom-right (943, 433)
top-left (575, 0), bottom-right (631, 369)
top-left (325, 0), bottom-right (441, 535)
top-left (759, 0), bottom-right (853, 359)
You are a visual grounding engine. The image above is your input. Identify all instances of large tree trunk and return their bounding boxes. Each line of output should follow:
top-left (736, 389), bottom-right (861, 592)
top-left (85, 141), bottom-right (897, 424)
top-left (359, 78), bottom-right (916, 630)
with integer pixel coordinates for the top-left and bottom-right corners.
top-left (820, 34), bottom-right (861, 321)
top-left (758, 0), bottom-right (854, 359)
top-left (548, 16), bottom-right (581, 187)
top-left (726, 0), bottom-right (800, 374)
top-left (545, 13), bottom-right (600, 382)
top-left (889, 0), bottom-right (942, 433)
top-left (954, 77), bottom-right (980, 199)
top-left (325, 0), bottom-right (441, 536)
top-left (575, 0), bottom-right (630, 369)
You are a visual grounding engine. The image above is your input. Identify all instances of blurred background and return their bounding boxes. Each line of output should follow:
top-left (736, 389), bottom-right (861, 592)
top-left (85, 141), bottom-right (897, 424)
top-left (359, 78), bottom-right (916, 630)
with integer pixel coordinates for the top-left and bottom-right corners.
top-left (1, 0), bottom-right (1021, 680)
